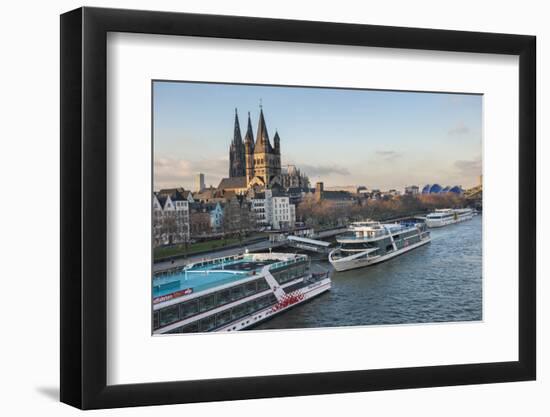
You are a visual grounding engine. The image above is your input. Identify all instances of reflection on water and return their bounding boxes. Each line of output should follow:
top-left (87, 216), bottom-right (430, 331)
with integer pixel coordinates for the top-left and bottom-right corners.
top-left (254, 215), bottom-right (482, 330)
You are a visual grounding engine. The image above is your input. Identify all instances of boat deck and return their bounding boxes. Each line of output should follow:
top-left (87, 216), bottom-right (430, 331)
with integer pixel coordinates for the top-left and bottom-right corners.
top-left (153, 257), bottom-right (276, 299)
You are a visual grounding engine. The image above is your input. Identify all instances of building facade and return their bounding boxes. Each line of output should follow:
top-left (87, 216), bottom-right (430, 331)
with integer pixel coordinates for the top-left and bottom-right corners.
top-left (404, 185), bottom-right (420, 195)
top-left (206, 202), bottom-right (224, 232)
top-left (271, 195), bottom-right (294, 230)
top-left (251, 192), bottom-right (268, 229)
top-left (152, 192), bottom-right (190, 247)
top-left (280, 164), bottom-right (310, 189)
top-left (250, 189), bottom-right (296, 230)
top-left (314, 182), bottom-right (355, 208)
top-left (189, 204), bottom-right (212, 237)
top-left (222, 195), bottom-right (256, 234)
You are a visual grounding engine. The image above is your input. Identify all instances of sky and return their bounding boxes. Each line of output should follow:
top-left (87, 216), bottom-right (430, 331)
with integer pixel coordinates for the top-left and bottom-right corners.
top-left (153, 81), bottom-right (482, 191)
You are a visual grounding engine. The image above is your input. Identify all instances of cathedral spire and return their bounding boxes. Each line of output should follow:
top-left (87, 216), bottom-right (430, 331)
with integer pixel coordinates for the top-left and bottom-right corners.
top-left (232, 108), bottom-right (242, 145)
top-left (229, 108), bottom-right (246, 177)
top-left (244, 111), bottom-right (254, 146)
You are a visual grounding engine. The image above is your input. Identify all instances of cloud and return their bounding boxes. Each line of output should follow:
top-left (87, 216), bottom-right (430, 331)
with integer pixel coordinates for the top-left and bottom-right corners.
top-left (448, 122), bottom-right (470, 135)
top-left (454, 157), bottom-right (482, 176)
top-left (299, 164), bottom-right (350, 177)
top-left (374, 150), bottom-right (402, 161)
top-left (154, 156), bottom-right (228, 189)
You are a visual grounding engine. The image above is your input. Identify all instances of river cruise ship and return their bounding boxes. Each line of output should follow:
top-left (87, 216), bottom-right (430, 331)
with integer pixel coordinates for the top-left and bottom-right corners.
top-left (153, 252), bottom-right (331, 334)
top-left (425, 208), bottom-right (474, 228)
top-left (328, 221), bottom-right (431, 272)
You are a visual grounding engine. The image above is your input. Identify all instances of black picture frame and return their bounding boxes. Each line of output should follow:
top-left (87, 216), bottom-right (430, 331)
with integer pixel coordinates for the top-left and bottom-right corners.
top-left (60, 6), bottom-right (536, 410)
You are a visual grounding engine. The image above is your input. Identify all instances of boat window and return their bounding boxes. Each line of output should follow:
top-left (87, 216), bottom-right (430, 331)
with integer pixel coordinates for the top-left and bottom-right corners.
top-left (386, 244), bottom-right (393, 252)
top-left (180, 299), bottom-right (199, 319)
top-left (216, 289), bottom-right (231, 305)
top-left (181, 322), bottom-right (199, 333)
top-left (343, 242), bottom-right (375, 250)
top-left (159, 305), bottom-right (179, 326)
top-left (166, 327), bottom-right (183, 334)
top-left (216, 310), bottom-right (232, 326)
top-left (244, 300), bottom-right (257, 314)
top-left (244, 281), bottom-right (257, 296)
top-left (257, 279), bottom-right (269, 291)
top-left (255, 296), bottom-right (268, 309)
top-left (199, 294), bottom-right (216, 312)
top-left (199, 315), bottom-right (216, 332)
top-left (231, 304), bottom-right (247, 320)
top-left (284, 269), bottom-right (293, 282)
top-left (231, 285), bottom-right (245, 300)
top-left (153, 311), bottom-right (160, 329)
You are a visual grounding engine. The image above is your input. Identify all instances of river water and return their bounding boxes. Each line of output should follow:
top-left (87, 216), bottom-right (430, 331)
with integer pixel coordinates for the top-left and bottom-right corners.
top-left (254, 215), bottom-right (482, 330)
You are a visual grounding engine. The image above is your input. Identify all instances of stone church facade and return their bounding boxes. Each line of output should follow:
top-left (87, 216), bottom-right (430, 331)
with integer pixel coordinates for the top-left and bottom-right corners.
top-left (228, 107), bottom-right (282, 189)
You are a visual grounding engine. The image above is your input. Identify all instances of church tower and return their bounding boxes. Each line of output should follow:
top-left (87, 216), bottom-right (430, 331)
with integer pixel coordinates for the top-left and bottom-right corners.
top-left (229, 109), bottom-right (246, 177)
top-left (244, 112), bottom-right (255, 183)
top-left (272, 130), bottom-right (281, 180)
top-left (252, 106), bottom-right (281, 187)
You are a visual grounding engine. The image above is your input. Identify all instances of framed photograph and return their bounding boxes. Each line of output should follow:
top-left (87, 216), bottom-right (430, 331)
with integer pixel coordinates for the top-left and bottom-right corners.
top-left (60, 7), bottom-right (536, 409)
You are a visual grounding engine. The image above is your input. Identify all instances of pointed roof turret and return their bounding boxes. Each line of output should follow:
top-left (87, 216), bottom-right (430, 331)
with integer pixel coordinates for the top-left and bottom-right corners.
top-left (255, 107), bottom-right (271, 152)
top-left (273, 130), bottom-right (280, 154)
top-left (244, 111), bottom-right (254, 146)
top-left (232, 108), bottom-right (242, 145)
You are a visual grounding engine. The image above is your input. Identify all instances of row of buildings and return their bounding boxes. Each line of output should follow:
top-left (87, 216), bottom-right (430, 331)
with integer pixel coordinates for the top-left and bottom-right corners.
top-left (152, 186), bottom-right (298, 247)
top-left (153, 107), bottom-right (467, 248)
top-left (152, 180), bottom-right (465, 247)
top-left (152, 179), bottom-right (385, 248)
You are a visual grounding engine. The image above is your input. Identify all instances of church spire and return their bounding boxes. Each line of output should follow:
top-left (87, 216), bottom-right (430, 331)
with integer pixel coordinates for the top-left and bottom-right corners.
top-left (232, 108), bottom-right (242, 145)
top-left (229, 108), bottom-right (246, 178)
top-left (244, 111), bottom-right (254, 147)
top-left (255, 106), bottom-right (271, 152)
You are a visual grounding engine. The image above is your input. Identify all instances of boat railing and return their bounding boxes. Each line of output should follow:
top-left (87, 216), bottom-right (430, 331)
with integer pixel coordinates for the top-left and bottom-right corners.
top-left (339, 229), bottom-right (387, 239)
top-left (268, 256), bottom-right (307, 271)
top-left (399, 221), bottom-right (421, 228)
top-left (185, 253), bottom-right (245, 271)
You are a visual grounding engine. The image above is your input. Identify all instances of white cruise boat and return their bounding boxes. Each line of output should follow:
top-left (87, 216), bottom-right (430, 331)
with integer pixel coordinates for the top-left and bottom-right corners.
top-left (425, 208), bottom-right (474, 228)
top-left (152, 252), bottom-right (331, 334)
top-left (329, 220), bottom-right (431, 272)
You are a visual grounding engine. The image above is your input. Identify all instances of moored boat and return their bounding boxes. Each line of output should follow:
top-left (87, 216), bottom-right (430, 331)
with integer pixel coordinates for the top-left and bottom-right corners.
top-left (153, 252), bottom-right (331, 334)
top-left (425, 208), bottom-right (474, 228)
top-left (328, 220), bottom-right (431, 272)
